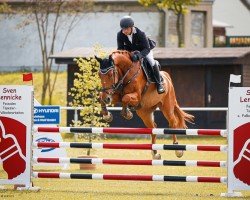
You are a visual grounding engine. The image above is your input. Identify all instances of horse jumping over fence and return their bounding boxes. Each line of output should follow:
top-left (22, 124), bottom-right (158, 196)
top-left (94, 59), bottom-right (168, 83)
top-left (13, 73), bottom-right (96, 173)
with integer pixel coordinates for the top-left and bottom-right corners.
top-left (95, 50), bottom-right (194, 159)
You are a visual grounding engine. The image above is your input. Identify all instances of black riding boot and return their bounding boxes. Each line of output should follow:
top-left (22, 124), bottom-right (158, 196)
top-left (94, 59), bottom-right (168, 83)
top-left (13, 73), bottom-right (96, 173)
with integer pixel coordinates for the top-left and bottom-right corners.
top-left (152, 63), bottom-right (165, 94)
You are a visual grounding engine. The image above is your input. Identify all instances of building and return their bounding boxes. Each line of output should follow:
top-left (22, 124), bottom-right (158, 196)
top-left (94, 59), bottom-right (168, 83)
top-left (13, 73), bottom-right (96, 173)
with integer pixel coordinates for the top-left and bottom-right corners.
top-left (0, 0), bottom-right (214, 71)
top-left (213, 0), bottom-right (250, 36)
top-left (213, 0), bottom-right (250, 47)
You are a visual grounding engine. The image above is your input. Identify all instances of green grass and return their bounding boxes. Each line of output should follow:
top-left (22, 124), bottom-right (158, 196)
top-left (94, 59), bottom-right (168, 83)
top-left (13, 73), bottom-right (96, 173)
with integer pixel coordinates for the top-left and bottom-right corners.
top-left (0, 71), bottom-right (68, 125)
top-left (1, 137), bottom-right (250, 199)
top-left (0, 72), bottom-right (67, 105)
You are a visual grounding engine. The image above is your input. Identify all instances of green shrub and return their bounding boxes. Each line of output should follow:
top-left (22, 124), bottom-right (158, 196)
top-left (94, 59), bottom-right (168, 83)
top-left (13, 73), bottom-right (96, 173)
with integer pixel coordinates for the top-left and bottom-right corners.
top-left (69, 55), bottom-right (109, 155)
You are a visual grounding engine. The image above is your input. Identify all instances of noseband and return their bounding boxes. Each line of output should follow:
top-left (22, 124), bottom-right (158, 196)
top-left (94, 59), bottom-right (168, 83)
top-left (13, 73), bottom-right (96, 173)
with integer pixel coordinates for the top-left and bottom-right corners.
top-left (100, 66), bottom-right (119, 95)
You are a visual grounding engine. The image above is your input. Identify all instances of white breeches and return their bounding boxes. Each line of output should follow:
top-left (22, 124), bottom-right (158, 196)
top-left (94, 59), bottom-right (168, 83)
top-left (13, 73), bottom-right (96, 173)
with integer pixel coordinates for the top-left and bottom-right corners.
top-left (145, 50), bottom-right (157, 67)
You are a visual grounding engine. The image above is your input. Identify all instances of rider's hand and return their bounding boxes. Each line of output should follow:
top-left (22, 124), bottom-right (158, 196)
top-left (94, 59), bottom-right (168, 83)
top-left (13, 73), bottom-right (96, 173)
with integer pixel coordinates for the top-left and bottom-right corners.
top-left (131, 54), bottom-right (140, 62)
top-left (131, 51), bottom-right (142, 62)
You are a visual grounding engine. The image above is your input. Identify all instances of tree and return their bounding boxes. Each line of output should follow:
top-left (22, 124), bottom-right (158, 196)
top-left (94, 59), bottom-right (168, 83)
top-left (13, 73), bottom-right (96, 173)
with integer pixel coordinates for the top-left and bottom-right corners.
top-left (0, 2), bottom-right (11, 14)
top-left (0, 2), bottom-right (12, 20)
top-left (139, 0), bottom-right (201, 47)
top-left (0, 0), bottom-right (93, 104)
top-left (69, 51), bottom-right (109, 156)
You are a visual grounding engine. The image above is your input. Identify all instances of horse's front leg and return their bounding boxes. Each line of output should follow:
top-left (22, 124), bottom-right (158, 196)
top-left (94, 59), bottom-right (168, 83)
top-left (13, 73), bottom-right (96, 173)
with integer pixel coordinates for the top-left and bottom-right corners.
top-left (99, 92), bottom-right (120, 122)
top-left (99, 95), bottom-right (113, 122)
top-left (120, 92), bottom-right (140, 120)
top-left (100, 101), bottom-right (113, 122)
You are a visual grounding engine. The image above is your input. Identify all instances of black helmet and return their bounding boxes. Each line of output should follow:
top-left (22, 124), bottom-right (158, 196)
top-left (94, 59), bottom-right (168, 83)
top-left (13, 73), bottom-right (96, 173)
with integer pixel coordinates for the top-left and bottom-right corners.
top-left (120, 16), bottom-right (134, 29)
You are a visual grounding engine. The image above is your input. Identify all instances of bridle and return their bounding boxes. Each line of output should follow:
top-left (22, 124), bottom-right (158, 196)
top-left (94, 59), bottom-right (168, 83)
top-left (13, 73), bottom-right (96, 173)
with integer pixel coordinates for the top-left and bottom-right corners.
top-left (100, 60), bottom-right (141, 95)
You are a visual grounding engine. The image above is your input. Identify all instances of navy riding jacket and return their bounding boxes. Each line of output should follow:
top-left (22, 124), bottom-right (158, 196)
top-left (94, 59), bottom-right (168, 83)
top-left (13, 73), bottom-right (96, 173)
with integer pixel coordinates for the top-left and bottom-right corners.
top-left (117, 27), bottom-right (156, 58)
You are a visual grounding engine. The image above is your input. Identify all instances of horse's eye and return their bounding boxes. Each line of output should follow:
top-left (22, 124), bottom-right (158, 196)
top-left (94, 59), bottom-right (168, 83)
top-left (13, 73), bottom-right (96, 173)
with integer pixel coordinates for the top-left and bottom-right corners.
top-left (108, 71), bottom-right (113, 77)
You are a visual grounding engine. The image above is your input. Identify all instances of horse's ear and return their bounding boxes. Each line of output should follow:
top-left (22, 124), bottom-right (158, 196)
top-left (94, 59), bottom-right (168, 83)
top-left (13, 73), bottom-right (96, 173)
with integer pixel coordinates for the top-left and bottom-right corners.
top-left (95, 55), bottom-right (102, 63)
top-left (109, 55), bottom-right (113, 62)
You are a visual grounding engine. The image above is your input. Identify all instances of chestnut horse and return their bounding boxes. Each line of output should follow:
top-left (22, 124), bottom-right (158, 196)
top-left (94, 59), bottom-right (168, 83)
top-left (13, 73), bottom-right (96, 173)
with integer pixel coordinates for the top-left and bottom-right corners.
top-left (96, 50), bottom-right (194, 159)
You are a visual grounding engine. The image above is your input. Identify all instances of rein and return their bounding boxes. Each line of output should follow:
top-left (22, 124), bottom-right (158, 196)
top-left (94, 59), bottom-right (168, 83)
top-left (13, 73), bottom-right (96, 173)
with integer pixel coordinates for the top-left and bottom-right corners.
top-left (101, 62), bottom-right (141, 95)
top-left (115, 65), bottom-right (141, 91)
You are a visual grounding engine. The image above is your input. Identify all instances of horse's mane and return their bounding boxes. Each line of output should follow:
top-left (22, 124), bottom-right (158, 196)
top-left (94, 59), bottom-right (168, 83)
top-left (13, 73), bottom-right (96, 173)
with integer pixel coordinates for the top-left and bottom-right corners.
top-left (112, 50), bottom-right (132, 57)
top-left (111, 50), bottom-right (133, 64)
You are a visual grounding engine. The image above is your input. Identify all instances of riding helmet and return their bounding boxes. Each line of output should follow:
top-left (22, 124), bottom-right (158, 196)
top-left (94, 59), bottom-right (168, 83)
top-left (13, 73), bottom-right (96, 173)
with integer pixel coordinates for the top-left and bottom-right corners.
top-left (120, 16), bottom-right (134, 29)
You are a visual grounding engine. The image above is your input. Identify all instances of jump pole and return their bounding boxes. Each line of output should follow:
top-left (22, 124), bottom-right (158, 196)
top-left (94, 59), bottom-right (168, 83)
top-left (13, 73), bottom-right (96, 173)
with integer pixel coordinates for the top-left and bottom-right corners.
top-left (33, 126), bottom-right (227, 137)
top-left (33, 142), bottom-right (228, 152)
top-left (33, 157), bottom-right (227, 167)
top-left (33, 172), bottom-right (227, 183)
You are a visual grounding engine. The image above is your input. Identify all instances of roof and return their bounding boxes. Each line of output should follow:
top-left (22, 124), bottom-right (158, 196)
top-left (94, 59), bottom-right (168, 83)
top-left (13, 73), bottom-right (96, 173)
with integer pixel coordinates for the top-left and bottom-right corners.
top-left (213, 0), bottom-right (250, 36)
top-left (241, 0), bottom-right (250, 10)
top-left (213, 19), bottom-right (233, 28)
top-left (51, 47), bottom-right (250, 66)
top-left (50, 47), bottom-right (115, 59)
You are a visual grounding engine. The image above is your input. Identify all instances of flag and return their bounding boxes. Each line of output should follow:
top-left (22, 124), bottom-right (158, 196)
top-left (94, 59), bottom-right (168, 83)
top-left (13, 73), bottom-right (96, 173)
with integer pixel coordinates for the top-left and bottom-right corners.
top-left (230, 74), bottom-right (241, 84)
top-left (22, 73), bottom-right (33, 82)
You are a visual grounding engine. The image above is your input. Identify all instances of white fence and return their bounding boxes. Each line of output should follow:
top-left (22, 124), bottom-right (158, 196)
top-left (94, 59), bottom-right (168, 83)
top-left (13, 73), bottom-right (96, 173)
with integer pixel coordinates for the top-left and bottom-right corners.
top-left (60, 106), bottom-right (228, 126)
top-left (60, 106), bottom-right (228, 121)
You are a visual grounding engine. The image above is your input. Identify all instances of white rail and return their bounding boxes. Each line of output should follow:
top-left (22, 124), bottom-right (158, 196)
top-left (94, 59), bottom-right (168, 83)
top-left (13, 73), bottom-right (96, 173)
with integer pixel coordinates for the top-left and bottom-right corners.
top-left (60, 106), bottom-right (228, 111)
top-left (60, 106), bottom-right (228, 128)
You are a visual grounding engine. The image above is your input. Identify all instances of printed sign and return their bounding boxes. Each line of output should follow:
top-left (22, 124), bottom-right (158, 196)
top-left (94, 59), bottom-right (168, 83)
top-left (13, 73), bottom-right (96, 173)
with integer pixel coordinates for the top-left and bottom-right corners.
top-left (34, 106), bottom-right (60, 124)
top-left (33, 133), bottom-right (68, 169)
top-left (0, 86), bottom-right (33, 187)
top-left (33, 100), bottom-right (68, 169)
top-left (228, 87), bottom-right (250, 191)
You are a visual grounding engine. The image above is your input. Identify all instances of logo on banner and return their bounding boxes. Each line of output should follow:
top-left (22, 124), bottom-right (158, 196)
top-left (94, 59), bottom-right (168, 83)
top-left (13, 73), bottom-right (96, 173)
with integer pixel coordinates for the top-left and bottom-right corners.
top-left (36, 137), bottom-right (55, 152)
top-left (233, 123), bottom-right (250, 185)
top-left (0, 117), bottom-right (26, 180)
top-left (34, 106), bottom-right (60, 125)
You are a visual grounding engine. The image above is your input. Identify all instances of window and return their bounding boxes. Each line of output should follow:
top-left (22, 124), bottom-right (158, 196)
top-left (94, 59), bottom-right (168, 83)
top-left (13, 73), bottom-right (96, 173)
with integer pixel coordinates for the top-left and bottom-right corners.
top-left (167, 10), bottom-right (184, 47)
top-left (191, 11), bottom-right (206, 47)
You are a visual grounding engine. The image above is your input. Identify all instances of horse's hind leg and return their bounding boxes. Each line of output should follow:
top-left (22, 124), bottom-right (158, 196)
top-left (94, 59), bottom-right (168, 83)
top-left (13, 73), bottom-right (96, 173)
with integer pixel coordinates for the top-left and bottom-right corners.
top-left (160, 106), bottom-right (184, 158)
top-left (151, 132), bottom-right (161, 160)
top-left (136, 109), bottom-right (161, 160)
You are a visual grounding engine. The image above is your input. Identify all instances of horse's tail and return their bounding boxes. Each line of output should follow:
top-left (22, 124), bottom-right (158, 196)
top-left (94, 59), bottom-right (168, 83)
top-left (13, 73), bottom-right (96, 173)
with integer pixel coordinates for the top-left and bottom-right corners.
top-left (174, 104), bottom-right (194, 129)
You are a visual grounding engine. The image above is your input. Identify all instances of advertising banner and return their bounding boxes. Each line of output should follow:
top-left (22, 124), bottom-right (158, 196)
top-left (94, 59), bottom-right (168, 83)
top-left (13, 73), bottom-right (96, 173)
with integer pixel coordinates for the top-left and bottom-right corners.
top-left (228, 87), bottom-right (250, 191)
top-left (0, 86), bottom-right (33, 187)
top-left (34, 106), bottom-right (60, 125)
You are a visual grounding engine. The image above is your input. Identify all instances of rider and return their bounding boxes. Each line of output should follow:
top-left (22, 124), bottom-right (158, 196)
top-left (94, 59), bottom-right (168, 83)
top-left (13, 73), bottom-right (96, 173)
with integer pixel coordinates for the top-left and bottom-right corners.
top-left (117, 16), bottom-right (165, 94)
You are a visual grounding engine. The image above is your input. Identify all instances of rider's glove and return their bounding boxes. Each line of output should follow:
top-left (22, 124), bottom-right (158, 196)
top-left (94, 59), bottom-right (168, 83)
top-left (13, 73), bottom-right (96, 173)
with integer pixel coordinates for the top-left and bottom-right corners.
top-left (131, 51), bottom-right (142, 62)
top-left (131, 54), bottom-right (139, 62)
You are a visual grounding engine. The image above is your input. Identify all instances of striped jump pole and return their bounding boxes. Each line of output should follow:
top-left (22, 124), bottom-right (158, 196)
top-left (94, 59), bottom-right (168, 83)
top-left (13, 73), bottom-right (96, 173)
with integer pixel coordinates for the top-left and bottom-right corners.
top-left (33, 172), bottom-right (227, 183)
top-left (33, 157), bottom-right (227, 168)
top-left (33, 127), bottom-right (227, 137)
top-left (33, 142), bottom-right (228, 152)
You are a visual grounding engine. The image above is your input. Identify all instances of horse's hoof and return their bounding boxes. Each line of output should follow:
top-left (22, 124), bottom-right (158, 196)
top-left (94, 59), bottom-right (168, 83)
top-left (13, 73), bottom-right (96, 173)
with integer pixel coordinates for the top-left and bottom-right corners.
top-left (151, 150), bottom-right (161, 160)
top-left (175, 150), bottom-right (184, 158)
top-left (152, 153), bottom-right (161, 160)
top-left (103, 112), bottom-right (113, 122)
top-left (126, 110), bottom-right (133, 120)
top-left (121, 110), bottom-right (133, 120)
